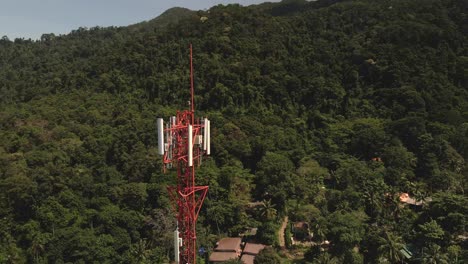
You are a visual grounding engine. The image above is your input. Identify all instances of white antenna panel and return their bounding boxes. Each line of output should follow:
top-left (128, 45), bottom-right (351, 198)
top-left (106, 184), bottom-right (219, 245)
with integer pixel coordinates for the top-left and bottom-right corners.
top-left (188, 124), bottom-right (193, 167)
top-left (203, 118), bottom-right (208, 150)
top-left (207, 119), bottom-right (211, 155)
top-left (174, 229), bottom-right (180, 263)
top-left (157, 118), bottom-right (164, 155)
top-left (196, 135), bottom-right (203, 145)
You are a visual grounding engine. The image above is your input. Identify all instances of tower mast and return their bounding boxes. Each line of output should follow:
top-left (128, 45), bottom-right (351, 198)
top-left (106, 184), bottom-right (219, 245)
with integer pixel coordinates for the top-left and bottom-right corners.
top-left (157, 44), bottom-right (210, 264)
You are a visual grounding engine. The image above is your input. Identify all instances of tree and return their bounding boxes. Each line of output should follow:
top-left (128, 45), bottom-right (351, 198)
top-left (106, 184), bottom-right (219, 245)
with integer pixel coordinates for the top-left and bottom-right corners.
top-left (296, 158), bottom-right (329, 199)
top-left (28, 228), bottom-right (51, 263)
top-left (417, 220), bottom-right (445, 247)
top-left (255, 152), bottom-right (295, 212)
top-left (254, 247), bottom-right (281, 264)
top-left (326, 210), bottom-right (367, 255)
top-left (344, 250), bottom-right (363, 264)
top-left (384, 192), bottom-right (403, 221)
top-left (258, 199), bottom-right (277, 221)
top-left (256, 222), bottom-right (278, 246)
top-left (312, 216), bottom-right (328, 243)
top-left (377, 231), bottom-right (404, 264)
top-left (0, 175), bottom-right (38, 220)
top-left (421, 244), bottom-right (449, 264)
top-left (426, 192), bottom-right (468, 235)
top-left (313, 252), bottom-right (339, 264)
top-left (381, 144), bottom-right (417, 186)
top-left (446, 245), bottom-right (462, 264)
top-left (348, 118), bottom-right (387, 160)
top-left (129, 239), bottom-right (151, 264)
top-left (119, 182), bottom-right (148, 211)
top-left (144, 209), bottom-right (175, 258)
top-left (36, 197), bottom-right (73, 236)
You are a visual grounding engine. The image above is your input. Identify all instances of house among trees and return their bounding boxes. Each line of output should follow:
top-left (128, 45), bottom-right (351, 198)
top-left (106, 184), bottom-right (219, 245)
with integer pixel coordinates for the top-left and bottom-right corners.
top-left (399, 193), bottom-right (432, 206)
top-left (209, 237), bottom-right (242, 263)
top-left (291, 221), bottom-right (312, 241)
top-left (208, 238), bottom-right (266, 264)
top-left (399, 244), bottom-right (416, 261)
top-left (240, 243), bottom-right (266, 264)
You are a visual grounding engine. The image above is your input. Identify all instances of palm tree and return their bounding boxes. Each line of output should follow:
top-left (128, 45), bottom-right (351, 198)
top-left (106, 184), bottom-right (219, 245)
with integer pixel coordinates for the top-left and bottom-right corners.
top-left (385, 193), bottom-right (402, 220)
top-left (30, 233), bottom-right (50, 264)
top-left (130, 239), bottom-right (151, 264)
top-left (421, 244), bottom-right (448, 264)
top-left (31, 239), bottom-right (44, 264)
top-left (412, 189), bottom-right (426, 204)
top-left (313, 217), bottom-right (327, 243)
top-left (313, 252), bottom-right (339, 264)
top-left (363, 190), bottom-right (383, 219)
top-left (259, 199), bottom-right (277, 221)
top-left (446, 245), bottom-right (461, 264)
top-left (377, 230), bottom-right (404, 264)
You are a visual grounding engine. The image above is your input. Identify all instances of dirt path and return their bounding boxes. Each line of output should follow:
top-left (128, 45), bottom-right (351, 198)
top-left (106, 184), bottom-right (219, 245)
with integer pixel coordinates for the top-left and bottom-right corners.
top-left (278, 216), bottom-right (308, 260)
top-left (278, 216), bottom-right (288, 249)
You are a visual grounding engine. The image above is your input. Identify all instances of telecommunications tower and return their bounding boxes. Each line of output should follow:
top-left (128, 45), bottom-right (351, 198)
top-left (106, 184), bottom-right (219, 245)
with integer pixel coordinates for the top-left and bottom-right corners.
top-left (157, 45), bottom-right (210, 264)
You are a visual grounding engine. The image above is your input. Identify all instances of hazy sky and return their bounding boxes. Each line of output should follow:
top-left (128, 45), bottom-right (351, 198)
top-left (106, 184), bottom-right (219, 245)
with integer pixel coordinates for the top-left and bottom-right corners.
top-left (0, 0), bottom-right (280, 40)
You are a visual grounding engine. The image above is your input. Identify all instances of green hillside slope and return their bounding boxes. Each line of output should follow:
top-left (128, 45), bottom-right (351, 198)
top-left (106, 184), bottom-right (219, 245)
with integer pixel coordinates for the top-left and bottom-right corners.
top-left (0, 0), bottom-right (467, 263)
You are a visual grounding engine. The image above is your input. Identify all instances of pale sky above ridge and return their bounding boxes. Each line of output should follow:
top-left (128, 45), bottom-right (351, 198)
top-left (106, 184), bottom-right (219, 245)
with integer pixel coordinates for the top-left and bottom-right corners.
top-left (0, 0), bottom-right (280, 40)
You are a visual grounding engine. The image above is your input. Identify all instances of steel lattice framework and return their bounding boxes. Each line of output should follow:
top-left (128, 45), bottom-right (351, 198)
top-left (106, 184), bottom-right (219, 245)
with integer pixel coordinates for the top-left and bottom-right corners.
top-left (158, 45), bottom-right (209, 264)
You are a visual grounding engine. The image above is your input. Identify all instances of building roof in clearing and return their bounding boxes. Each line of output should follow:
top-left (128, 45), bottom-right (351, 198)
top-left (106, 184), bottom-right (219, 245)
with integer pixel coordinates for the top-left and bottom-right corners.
top-left (243, 243), bottom-right (266, 255)
top-left (400, 244), bottom-right (416, 259)
top-left (216, 237), bottom-right (242, 252)
top-left (240, 254), bottom-right (256, 264)
top-left (399, 193), bottom-right (431, 206)
top-left (293, 221), bottom-right (309, 229)
top-left (209, 251), bottom-right (239, 262)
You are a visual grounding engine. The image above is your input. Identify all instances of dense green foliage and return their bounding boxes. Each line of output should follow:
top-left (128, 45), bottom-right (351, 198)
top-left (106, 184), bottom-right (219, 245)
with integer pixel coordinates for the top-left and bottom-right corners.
top-left (0, 0), bottom-right (467, 263)
top-left (254, 247), bottom-right (281, 264)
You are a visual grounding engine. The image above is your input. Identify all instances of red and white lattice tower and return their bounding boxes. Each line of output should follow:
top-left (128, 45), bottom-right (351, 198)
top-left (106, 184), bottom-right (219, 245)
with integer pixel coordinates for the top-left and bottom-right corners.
top-left (157, 45), bottom-right (210, 264)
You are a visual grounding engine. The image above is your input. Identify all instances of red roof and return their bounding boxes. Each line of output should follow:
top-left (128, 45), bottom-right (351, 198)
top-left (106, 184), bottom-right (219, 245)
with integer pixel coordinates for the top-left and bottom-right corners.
top-left (243, 243), bottom-right (265, 255)
top-left (209, 251), bottom-right (239, 262)
top-left (216, 237), bottom-right (242, 252)
top-left (240, 254), bottom-right (256, 264)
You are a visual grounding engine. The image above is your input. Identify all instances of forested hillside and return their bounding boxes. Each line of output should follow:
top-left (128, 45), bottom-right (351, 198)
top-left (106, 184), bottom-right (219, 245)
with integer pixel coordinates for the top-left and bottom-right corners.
top-left (0, 0), bottom-right (467, 263)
